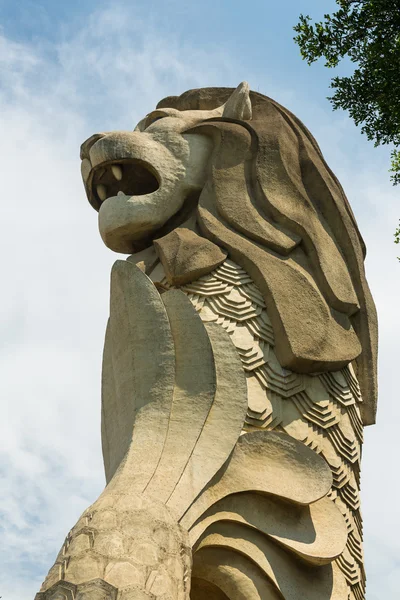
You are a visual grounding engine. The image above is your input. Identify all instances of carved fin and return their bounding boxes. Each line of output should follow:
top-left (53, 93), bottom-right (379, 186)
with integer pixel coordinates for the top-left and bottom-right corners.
top-left (181, 430), bottom-right (333, 529)
top-left (193, 547), bottom-right (283, 600)
top-left (103, 260), bottom-right (176, 490)
top-left (195, 523), bottom-right (348, 600)
top-left (167, 321), bottom-right (248, 518)
top-left (189, 493), bottom-right (347, 566)
top-left (143, 289), bottom-right (217, 501)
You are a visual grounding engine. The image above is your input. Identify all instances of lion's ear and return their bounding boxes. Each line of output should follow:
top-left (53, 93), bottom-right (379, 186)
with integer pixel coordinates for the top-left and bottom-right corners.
top-left (222, 82), bottom-right (252, 120)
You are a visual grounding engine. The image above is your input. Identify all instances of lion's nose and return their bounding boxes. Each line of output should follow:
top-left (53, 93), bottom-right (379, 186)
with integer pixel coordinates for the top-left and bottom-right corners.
top-left (80, 133), bottom-right (107, 160)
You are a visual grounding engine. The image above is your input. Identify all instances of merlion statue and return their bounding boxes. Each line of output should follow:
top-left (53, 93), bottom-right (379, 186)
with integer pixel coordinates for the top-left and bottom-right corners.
top-left (36, 83), bottom-right (378, 600)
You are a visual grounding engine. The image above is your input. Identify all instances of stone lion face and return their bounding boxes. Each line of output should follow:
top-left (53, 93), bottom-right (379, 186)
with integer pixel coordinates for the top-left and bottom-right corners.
top-left (80, 83), bottom-right (252, 253)
top-left (80, 107), bottom-right (220, 253)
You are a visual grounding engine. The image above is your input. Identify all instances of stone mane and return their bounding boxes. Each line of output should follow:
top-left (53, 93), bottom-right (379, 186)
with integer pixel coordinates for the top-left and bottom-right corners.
top-left (156, 88), bottom-right (377, 425)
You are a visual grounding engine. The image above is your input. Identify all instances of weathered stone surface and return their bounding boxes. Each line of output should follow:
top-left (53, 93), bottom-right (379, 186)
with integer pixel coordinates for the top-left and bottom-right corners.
top-left (142, 288), bottom-right (218, 503)
top-left (195, 525), bottom-right (349, 600)
top-left (38, 492), bottom-right (192, 599)
top-left (154, 227), bottom-right (227, 286)
top-left (37, 83), bottom-right (377, 600)
top-left (102, 260), bottom-right (176, 486)
top-left (165, 319), bottom-right (248, 519)
top-left (180, 430), bottom-right (333, 529)
top-left (189, 493), bottom-right (347, 566)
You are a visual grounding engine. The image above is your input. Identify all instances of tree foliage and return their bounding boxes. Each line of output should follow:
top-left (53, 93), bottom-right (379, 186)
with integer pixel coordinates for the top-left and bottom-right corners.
top-left (395, 220), bottom-right (400, 253)
top-left (294, 0), bottom-right (400, 185)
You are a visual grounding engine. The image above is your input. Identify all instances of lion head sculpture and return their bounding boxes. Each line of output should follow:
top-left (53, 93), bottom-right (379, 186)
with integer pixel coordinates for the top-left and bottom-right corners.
top-left (80, 83), bottom-right (377, 425)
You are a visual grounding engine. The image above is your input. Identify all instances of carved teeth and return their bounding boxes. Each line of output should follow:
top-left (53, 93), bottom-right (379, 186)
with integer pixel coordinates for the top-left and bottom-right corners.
top-left (111, 164), bottom-right (123, 181)
top-left (97, 184), bottom-right (107, 202)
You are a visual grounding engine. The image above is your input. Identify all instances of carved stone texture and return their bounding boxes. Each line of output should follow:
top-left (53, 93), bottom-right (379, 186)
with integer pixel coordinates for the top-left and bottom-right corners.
top-left (34, 580), bottom-right (77, 600)
top-left (38, 489), bottom-right (192, 600)
top-left (154, 227), bottom-right (227, 286)
top-left (167, 259), bottom-right (366, 600)
top-left (37, 83), bottom-right (377, 600)
top-left (35, 579), bottom-right (119, 600)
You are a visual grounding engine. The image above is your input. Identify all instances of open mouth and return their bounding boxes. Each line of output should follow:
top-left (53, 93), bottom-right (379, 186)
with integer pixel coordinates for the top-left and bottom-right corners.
top-left (90, 160), bottom-right (160, 208)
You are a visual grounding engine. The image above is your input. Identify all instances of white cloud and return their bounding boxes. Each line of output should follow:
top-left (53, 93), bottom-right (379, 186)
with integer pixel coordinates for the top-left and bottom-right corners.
top-left (0, 3), bottom-right (399, 598)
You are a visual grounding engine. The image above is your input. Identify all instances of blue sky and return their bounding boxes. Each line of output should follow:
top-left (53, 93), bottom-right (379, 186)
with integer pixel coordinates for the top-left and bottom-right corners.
top-left (0, 1), bottom-right (398, 598)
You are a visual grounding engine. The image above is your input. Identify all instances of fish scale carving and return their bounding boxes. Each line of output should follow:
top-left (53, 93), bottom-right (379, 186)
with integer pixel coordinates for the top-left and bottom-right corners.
top-left (171, 259), bottom-right (366, 600)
